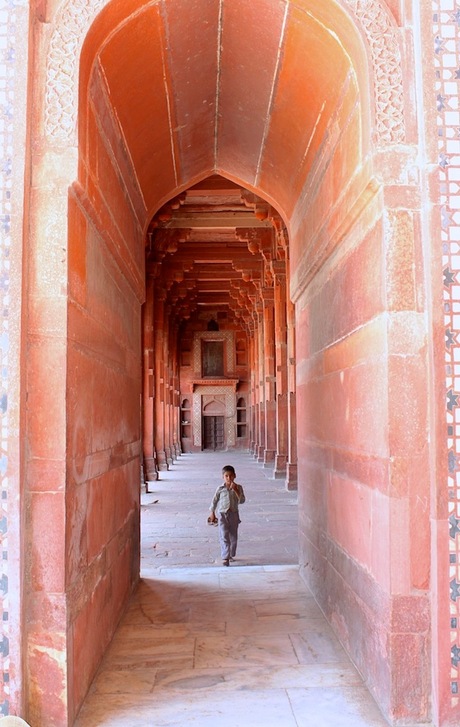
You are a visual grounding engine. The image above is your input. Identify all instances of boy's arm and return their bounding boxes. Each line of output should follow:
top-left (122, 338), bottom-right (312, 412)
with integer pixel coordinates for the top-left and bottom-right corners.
top-left (233, 483), bottom-right (245, 504)
top-left (209, 487), bottom-right (221, 512)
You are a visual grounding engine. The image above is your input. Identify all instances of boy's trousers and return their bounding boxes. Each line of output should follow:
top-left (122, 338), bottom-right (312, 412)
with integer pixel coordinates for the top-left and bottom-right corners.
top-left (218, 510), bottom-right (240, 559)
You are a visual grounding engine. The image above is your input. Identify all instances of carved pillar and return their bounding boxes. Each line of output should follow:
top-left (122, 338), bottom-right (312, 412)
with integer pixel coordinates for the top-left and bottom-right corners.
top-left (286, 290), bottom-right (297, 490)
top-left (255, 301), bottom-right (265, 462)
top-left (248, 320), bottom-right (257, 454)
top-left (154, 287), bottom-right (168, 470)
top-left (163, 309), bottom-right (174, 466)
top-left (171, 324), bottom-right (182, 457)
top-left (142, 275), bottom-right (158, 483)
top-left (262, 286), bottom-right (276, 466)
top-left (250, 305), bottom-right (261, 458)
top-left (272, 262), bottom-right (288, 477)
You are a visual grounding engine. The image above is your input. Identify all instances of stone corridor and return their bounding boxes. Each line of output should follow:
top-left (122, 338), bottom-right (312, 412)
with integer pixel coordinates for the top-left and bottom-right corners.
top-left (74, 452), bottom-right (419, 727)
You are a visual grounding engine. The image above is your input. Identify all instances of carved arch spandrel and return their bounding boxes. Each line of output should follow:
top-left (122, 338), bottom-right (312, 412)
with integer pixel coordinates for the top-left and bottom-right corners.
top-left (44, 0), bottom-right (108, 142)
top-left (343, 0), bottom-right (405, 143)
top-left (44, 0), bottom-right (405, 146)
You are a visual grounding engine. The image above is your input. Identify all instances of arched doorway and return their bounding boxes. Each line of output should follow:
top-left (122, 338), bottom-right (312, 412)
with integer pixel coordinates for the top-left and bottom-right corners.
top-left (19, 1), bottom-right (444, 725)
top-left (143, 174), bottom-right (296, 472)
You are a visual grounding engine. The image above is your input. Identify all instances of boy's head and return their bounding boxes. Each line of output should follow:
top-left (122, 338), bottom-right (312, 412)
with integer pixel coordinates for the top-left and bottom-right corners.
top-left (222, 465), bottom-right (236, 486)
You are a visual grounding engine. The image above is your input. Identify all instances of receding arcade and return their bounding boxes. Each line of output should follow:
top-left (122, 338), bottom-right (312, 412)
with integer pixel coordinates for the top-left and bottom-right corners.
top-left (142, 175), bottom-right (297, 487)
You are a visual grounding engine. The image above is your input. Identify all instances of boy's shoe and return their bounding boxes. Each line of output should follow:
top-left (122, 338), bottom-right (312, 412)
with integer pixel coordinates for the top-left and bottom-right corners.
top-left (223, 559), bottom-right (230, 566)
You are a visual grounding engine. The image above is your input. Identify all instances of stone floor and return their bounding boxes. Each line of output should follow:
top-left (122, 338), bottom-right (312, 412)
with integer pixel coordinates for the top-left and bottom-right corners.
top-left (74, 451), bottom-right (416, 727)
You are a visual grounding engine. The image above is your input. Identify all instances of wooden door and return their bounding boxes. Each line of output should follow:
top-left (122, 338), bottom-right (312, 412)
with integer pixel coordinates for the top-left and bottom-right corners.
top-left (202, 416), bottom-right (225, 450)
top-left (202, 340), bottom-right (224, 377)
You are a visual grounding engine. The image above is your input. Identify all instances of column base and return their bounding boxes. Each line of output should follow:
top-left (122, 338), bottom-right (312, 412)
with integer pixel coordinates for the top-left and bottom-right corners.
top-left (165, 446), bottom-right (174, 467)
top-left (274, 453), bottom-right (287, 478)
top-left (156, 450), bottom-right (169, 471)
top-left (144, 456), bottom-right (159, 486)
top-left (285, 462), bottom-right (298, 491)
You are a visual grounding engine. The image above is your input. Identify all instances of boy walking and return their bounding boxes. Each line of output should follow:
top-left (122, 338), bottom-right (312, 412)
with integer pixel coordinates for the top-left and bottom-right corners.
top-left (209, 465), bottom-right (245, 566)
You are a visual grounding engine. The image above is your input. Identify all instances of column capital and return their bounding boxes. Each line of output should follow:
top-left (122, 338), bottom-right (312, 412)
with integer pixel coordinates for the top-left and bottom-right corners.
top-left (270, 260), bottom-right (287, 280)
top-left (261, 286), bottom-right (275, 305)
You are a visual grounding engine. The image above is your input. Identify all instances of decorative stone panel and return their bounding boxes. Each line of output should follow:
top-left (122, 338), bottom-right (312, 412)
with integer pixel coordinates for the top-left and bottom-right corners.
top-left (434, 0), bottom-right (460, 710)
top-left (343, 0), bottom-right (405, 143)
top-left (0, 0), bottom-right (27, 714)
top-left (193, 331), bottom-right (234, 376)
top-left (44, 0), bottom-right (107, 142)
top-left (193, 387), bottom-right (236, 448)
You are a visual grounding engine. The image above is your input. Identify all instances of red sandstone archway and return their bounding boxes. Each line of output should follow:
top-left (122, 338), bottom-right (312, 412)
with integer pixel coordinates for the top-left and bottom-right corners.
top-left (24, 2), bottom-right (440, 726)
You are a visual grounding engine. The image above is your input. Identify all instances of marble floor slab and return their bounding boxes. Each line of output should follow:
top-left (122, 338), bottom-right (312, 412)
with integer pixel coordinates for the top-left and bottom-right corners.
top-left (74, 452), bottom-right (422, 726)
top-left (75, 565), bottom-right (396, 727)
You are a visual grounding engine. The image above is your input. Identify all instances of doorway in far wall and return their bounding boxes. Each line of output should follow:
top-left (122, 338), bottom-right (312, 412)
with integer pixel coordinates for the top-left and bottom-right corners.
top-left (202, 415), bottom-right (225, 450)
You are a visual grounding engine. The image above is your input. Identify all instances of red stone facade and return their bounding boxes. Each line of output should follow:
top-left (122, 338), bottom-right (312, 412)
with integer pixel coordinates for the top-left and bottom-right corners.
top-left (2, 0), bottom-right (457, 726)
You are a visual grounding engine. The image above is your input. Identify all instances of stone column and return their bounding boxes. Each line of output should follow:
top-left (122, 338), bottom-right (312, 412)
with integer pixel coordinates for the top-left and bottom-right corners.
top-left (272, 262), bottom-right (288, 477)
top-left (154, 287), bottom-right (168, 470)
top-left (142, 275), bottom-right (158, 483)
top-left (171, 324), bottom-right (182, 457)
top-left (286, 292), bottom-right (297, 490)
top-left (163, 308), bottom-right (173, 467)
top-left (255, 302), bottom-right (265, 462)
top-left (262, 286), bottom-right (277, 466)
top-left (247, 320), bottom-right (255, 453)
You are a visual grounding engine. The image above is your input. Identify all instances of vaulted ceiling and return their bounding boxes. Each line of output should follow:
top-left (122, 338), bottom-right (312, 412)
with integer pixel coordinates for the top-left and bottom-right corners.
top-left (80, 0), bottom-right (369, 327)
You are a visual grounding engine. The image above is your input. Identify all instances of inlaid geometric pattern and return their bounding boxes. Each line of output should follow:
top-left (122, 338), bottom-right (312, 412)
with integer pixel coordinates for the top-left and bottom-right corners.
top-left (434, 0), bottom-right (460, 707)
top-left (0, 0), bottom-right (15, 715)
top-left (193, 388), bottom-right (236, 448)
top-left (193, 331), bottom-right (235, 376)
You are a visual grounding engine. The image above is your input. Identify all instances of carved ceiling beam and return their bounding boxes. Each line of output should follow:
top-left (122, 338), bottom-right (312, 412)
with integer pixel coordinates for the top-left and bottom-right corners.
top-left (156, 212), bottom-right (272, 229)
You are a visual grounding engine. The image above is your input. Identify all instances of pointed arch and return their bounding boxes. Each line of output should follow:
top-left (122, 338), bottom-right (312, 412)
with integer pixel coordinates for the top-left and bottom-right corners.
top-left (44, 0), bottom-right (405, 147)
